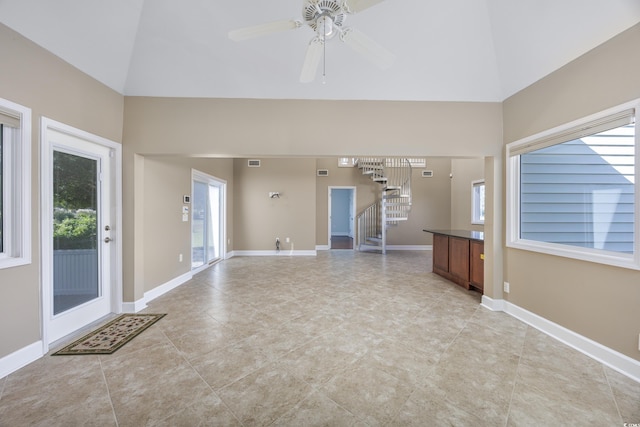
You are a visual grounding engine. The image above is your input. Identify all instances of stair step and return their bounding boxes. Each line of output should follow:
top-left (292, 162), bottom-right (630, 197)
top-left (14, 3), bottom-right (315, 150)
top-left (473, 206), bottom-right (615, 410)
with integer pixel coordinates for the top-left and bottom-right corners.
top-left (384, 202), bottom-right (412, 206)
top-left (386, 217), bottom-right (408, 222)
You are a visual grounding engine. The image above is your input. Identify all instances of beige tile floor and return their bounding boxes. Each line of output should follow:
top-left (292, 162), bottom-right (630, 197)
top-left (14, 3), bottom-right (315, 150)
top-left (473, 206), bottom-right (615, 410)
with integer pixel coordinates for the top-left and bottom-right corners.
top-left (1, 251), bottom-right (639, 426)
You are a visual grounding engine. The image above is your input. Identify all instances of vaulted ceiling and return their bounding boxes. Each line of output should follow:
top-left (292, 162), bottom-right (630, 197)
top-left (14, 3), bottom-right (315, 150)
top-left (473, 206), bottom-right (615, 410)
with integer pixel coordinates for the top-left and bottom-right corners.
top-left (1, 0), bottom-right (639, 102)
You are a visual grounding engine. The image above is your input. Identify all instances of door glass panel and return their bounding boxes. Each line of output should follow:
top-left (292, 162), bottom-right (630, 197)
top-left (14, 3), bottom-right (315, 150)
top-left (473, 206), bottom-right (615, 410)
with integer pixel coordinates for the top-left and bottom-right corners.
top-left (192, 181), bottom-right (207, 269)
top-left (207, 185), bottom-right (220, 261)
top-left (53, 151), bottom-right (99, 315)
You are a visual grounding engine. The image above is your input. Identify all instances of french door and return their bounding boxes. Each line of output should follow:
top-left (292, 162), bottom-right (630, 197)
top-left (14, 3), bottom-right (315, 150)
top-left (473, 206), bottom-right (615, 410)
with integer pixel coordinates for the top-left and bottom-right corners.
top-left (42, 120), bottom-right (120, 345)
top-left (192, 170), bottom-right (226, 271)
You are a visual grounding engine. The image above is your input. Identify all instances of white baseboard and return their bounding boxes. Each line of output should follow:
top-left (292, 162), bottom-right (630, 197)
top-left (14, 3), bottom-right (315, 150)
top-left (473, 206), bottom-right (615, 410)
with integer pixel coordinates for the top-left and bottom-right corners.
top-left (121, 300), bottom-right (147, 314)
top-left (233, 250), bottom-right (317, 257)
top-left (145, 271), bottom-right (192, 304)
top-left (122, 271), bottom-right (193, 313)
top-left (386, 245), bottom-right (432, 251)
top-left (481, 297), bottom-right (640, 383)
top-left (0, 341), bottom-right (43, 379)
top-left (226, 251), bottom-right (235, 258)
top-left (316, 245), bottom-right (330, 251)
top-left (481, 295), bottom-right (505, 312)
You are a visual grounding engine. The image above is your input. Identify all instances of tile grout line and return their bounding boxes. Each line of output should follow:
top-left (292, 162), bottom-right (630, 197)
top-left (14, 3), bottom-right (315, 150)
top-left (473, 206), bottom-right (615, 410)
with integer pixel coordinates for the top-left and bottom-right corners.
top-left (601, 364), bottom-right (624, 424)
top-left (98, 356), bottom-right (120, 427)
top-left (158, 328), bottom-right (246, 427)
top-left (503, 324), bottom-right (529, 427)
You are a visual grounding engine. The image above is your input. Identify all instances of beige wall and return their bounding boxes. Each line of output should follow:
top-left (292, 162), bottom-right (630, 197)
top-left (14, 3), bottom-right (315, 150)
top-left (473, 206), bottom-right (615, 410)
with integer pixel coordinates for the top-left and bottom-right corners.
top-left (502, 23), bottom-right (640, 360)
top-left (0, 23), bottom-right (124, 358)
top-left (451, 158), bottom-right (485, 231)
top-left (123, 98), bottom-right (503, 157)
top-left (233, 158), bottom-right (316, 251)
top-left (143, 157), bottom-right (234, 292)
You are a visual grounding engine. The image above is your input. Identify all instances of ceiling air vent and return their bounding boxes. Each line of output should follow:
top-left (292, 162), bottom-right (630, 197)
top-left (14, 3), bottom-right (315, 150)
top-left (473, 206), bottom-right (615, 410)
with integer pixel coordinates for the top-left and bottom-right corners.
top-left (422, 170), bottom-right (434, 178)
top-left (248, 159), bottom-right (261, 167)
top-left (317, 169), bottom-right (329, 177)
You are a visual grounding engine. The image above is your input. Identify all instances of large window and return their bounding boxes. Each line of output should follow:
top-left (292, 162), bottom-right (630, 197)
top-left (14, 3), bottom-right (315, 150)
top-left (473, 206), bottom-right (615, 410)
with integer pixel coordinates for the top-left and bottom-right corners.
top-left (506, 103), bottom-right (638, 269)
top-left (0, 98), bottom-right (31, 270)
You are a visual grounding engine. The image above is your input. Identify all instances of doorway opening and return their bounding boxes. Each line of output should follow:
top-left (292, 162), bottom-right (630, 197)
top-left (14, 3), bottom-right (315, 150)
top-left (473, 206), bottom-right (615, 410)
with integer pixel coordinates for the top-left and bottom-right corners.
top-left (192, 170), bottom-right (226, 272)
top-left (328, 187), bottom-right (356, 250)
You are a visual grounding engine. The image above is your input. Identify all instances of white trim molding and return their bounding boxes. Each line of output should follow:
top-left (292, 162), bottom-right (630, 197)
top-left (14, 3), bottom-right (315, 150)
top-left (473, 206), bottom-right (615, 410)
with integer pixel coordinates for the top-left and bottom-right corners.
top-left (0, 341), bottom-right (43, 380)
top-left (386, 245), bottom-right (432, 251)
top-left (121, 300), bottom-right (147, 314)
top-left (233, 250), bottom-right (317, 257)
top-left (315, 245), bottom-right (330, 251)
top-left (145, 272), bottom-right (192, 303)
top-left (122, 271), bottom-right (193, 313)
top-left (481, 297), bottom-right (640, 383)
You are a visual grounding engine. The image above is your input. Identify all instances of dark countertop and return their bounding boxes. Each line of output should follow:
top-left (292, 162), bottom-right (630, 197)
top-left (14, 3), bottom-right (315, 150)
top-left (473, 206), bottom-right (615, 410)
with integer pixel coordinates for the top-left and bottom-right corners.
top-left (423, 229), bottom-right (484, 242)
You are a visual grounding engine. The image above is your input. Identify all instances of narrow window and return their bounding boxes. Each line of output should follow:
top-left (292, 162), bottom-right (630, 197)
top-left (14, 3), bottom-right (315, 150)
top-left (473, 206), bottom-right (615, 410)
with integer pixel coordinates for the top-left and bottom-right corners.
top-left (0, 98), bottom-right (31, 269)
top-left (472, 180), bottom-right (485, 225)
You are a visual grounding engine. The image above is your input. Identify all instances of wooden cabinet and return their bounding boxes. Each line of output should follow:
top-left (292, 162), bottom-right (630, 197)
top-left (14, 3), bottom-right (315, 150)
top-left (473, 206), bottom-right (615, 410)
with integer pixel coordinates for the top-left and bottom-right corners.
top-left (426, 230), bottom-right (484, 293)
top-left (449, 237), bottom-right (470, 284)
top-left (469, 240), bottom-right (484, 292)
top-left (432, 234), bottom-right (449, 273)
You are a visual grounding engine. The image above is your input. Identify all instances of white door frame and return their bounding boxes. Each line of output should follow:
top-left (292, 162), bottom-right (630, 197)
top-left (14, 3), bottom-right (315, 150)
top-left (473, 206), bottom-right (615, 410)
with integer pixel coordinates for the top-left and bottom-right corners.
top-left (191, 169), bottom-right (227, 274)
top-left (328, 186), bottom-right (357, 249)
top-left (40, 118), bottom-right (122, 352)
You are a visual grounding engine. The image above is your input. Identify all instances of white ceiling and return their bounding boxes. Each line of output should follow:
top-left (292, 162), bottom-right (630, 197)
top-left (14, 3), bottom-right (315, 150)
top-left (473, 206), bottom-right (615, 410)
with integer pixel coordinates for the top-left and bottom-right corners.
top-left (1, 0), bottom-right (639, 102)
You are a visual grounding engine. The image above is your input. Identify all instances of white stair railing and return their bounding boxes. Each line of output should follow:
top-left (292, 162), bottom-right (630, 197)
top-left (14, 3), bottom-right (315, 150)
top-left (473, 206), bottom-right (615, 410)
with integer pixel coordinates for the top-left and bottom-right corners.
top-left (355, 158), bottom-right (412, 254)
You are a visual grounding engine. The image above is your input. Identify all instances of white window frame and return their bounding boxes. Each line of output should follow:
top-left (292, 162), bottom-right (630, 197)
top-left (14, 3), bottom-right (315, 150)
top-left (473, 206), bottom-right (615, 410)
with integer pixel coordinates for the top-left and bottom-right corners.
top-left (338, 158), bottom-right (356, 167)
top-left (0, 97), bottom-right (31, 270)
top-left (506, 100), bottom-right (640, 270)
top-left (471, 179), bottom-right (485, 225)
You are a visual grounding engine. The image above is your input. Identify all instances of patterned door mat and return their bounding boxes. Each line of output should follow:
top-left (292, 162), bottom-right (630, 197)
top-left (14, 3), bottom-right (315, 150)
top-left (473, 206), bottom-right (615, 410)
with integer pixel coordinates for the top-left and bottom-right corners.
top-left (52, 313), bottom-right (166, 355)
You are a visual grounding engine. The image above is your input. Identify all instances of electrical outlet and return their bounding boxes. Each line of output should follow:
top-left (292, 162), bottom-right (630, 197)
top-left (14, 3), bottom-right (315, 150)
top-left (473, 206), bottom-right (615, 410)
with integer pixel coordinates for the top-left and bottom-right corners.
top-left (638, 333), bottom-right (640, 351)
top-left (286, 237), bottom-right (290, 243)
top-left (179, 253), bottom-right (183, 262)
top-left (503, 281), bottom-right (510, 293)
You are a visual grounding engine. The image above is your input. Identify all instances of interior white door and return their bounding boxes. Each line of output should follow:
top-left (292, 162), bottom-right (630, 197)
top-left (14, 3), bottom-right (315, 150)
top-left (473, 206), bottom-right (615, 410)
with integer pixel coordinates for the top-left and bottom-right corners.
top-left (44, 129), bottom-right (113, 343)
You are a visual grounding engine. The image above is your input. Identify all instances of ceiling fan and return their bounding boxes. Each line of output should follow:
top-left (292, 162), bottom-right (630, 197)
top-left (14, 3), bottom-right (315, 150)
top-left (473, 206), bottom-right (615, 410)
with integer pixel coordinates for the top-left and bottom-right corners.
top-left (228, 0), bottom-right (395, 83)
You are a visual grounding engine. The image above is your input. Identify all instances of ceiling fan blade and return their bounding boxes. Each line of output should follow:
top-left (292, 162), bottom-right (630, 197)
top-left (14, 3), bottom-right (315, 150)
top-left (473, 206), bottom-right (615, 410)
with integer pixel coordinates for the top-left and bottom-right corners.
top-left (340, 28), bottom-right (395, 69)
top-left (342, 0), bottom-right (387, 13)
top-left (228, 20), bottom-right (301, 41)
top-left (300, 38), bottom-right (324, 83)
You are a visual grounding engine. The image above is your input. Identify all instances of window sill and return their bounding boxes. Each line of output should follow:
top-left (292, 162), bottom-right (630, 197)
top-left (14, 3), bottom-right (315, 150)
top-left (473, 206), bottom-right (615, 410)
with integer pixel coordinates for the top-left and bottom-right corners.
top-left (506, 239), bottom-right (639, 271)
top-left (0, 256), bottom-right (32, 270)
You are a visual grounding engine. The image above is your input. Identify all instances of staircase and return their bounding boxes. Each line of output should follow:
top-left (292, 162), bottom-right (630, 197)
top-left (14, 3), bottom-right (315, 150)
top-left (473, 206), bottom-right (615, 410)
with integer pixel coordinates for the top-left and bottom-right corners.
top-left (356, 158), bottom-right (412, 254)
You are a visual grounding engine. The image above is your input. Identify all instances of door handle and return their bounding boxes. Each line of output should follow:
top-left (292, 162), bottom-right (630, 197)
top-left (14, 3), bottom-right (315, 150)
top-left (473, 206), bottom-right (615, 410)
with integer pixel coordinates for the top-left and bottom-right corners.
top-left (104, 237), bottom-right (113, 243)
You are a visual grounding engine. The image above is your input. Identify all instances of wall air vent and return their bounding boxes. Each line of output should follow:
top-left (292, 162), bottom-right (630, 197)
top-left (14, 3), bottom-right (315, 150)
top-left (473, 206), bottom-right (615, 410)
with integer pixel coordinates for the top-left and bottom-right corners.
top-left (422, 170), bottom-right (434, 178)
top-left (248, 159), bottom-right (261, 167)
top-left (317, 169), bottom-right (329, 177)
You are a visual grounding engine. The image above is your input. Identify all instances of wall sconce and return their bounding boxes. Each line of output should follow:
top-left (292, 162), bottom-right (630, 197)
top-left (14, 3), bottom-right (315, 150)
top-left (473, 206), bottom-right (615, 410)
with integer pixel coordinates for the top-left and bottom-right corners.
top-left (269, 192), bottom-right (281, 199)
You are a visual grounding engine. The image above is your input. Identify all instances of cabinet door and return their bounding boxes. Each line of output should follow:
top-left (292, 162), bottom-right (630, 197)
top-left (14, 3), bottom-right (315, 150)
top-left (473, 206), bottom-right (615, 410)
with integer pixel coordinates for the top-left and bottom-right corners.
top-left (449, 237), bottom-right (470, 286)
top-left (433, 234), bottom-right (449, 273)
top-left (470, 240), bottom-right (484, 292)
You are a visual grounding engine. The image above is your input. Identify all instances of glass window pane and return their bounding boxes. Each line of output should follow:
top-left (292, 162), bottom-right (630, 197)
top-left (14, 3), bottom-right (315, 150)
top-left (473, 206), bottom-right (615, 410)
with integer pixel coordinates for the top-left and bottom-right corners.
top-left (520, 124), bottom-right (635, 254)
top-left (472, 181), bottom-right (485, 224)
top-left (53, 151), bottom-right (99, 314)
top-left (192, 181), bottom-right (207, 269)
top-left (0, 125), bottom-right (4, 254)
